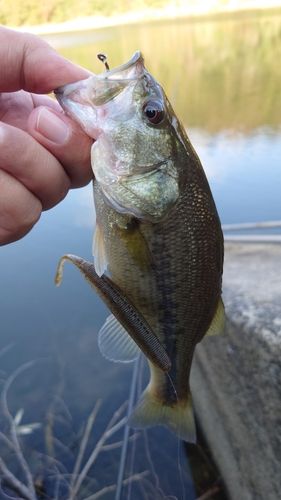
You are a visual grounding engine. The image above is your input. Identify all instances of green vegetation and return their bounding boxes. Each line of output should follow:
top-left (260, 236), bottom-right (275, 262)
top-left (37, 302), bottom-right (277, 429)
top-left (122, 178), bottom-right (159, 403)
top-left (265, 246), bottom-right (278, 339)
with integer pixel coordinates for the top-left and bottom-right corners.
top-left (0, 0), bottom-right (168, 27)
top-left (1, 0), bottom-right (280, 132)
top-left (53, 12), bottom-right (281, 133)
top-left (0, 0), bottom-right (279, 28)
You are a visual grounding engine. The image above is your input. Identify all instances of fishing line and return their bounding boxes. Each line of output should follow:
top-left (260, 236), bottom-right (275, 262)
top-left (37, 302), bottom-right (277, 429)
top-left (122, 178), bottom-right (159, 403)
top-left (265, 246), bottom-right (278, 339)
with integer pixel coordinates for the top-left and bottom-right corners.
top-left (142, 425), bottom-right (178, 500)
top-left (115, 359), bottom-right (189, 499)
top-left (115, 354), bottom-right (140, 500)
top-left (126, 356), bottom-right (167, 500)
top-left (165, 372), bottom-right (187, 500)
top-left (176, 433), bottom-right (187, 500)
top-left (125, 417), bottom-right (137, 500)
top-left (136, 357), bottom-right (165, 498)
top-left (126, 354), bottom-right (144, 500)
top-left (138, 370), bottom-right (183, 500)
top-left (142, 428), bottom-right (167, 499)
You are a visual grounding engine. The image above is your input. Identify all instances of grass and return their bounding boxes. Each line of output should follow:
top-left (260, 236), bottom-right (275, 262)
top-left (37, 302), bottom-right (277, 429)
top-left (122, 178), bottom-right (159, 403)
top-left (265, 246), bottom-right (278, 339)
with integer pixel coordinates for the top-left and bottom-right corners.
top-left (0, 354), bottom-right (148, 499)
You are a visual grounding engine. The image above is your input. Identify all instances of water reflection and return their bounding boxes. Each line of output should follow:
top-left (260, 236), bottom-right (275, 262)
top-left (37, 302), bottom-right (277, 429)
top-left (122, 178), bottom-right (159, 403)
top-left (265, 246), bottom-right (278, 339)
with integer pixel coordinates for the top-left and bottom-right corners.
top-left (191, 127), bottom-right (281, 223)
top-left (44, 11), bottom-right (281, 132)
top-left (1, 11), bottom-right (280, 499)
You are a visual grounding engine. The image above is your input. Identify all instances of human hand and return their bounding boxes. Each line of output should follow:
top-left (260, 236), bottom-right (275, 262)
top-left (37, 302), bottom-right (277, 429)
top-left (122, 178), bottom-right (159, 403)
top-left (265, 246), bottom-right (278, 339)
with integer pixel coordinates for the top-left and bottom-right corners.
top-left (0, 26), bottom-right (93, 245)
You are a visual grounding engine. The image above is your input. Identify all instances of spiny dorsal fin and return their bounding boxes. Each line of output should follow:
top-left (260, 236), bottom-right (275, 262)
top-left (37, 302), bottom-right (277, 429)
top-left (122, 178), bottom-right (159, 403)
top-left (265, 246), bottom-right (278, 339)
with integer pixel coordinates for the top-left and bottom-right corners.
top-left (98, 314), bottom-right (141, 363)
top-left (92, 223), bottom-right (108, 277)
top-left (206, 298), bottom-right (225, 336)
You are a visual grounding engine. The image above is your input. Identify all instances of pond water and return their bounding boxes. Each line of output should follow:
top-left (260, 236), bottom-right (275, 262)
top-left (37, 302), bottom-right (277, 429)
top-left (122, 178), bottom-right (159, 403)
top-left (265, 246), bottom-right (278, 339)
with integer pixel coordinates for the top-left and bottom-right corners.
top-left (1, 10), bottom-right (281, 499)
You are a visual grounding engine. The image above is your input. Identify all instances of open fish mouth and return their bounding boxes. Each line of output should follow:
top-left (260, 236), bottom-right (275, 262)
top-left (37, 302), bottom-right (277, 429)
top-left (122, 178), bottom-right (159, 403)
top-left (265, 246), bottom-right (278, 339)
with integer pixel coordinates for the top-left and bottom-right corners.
top-left (96, 51), bottom-right (144, 80)
top-left (54, 51), bottom-right (147, 133)
top-left (54, 51), bottom-right (144, 98)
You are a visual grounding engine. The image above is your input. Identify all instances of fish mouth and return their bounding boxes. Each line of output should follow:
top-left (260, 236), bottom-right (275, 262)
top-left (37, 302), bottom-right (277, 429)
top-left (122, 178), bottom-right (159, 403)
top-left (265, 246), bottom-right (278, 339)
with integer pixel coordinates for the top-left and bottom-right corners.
top-left (54, 79), bottom-right (89, 98)
top-left (54, 51), bottom-right (144, 98)
top-left (54, 51), bottom-right (145, 117)
top-left (97, 51), bottom-right (144, 80)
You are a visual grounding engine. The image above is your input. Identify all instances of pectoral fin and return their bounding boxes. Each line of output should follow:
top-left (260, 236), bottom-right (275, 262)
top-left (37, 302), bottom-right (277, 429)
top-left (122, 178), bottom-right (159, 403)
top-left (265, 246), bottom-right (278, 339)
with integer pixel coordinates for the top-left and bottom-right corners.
top-left (92, 223), bottom-right (108, 277)
top-left (98, 314), bottom-right (141, 363)
top-left (55, 254), bottom-right (171, 372)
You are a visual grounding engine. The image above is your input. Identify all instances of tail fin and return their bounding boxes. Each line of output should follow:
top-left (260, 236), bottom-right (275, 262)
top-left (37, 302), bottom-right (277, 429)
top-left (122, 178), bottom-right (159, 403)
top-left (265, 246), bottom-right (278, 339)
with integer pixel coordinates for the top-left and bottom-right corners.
top-left (129, 389), bottom-right (196, 443)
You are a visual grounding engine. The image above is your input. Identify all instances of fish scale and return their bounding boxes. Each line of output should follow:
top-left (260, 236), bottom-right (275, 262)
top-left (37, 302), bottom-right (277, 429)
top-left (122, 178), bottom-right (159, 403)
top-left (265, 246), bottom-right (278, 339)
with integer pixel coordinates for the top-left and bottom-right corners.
top-left (94, 145), bottom-right (222, 405)
top-left (55, 51), bottom-right (224, 441)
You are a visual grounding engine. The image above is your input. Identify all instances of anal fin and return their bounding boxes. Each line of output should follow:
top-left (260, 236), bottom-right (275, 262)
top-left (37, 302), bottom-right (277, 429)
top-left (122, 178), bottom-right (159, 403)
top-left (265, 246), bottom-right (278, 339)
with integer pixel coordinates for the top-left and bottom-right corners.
top-left (206, 298), bottom-right (225, 336)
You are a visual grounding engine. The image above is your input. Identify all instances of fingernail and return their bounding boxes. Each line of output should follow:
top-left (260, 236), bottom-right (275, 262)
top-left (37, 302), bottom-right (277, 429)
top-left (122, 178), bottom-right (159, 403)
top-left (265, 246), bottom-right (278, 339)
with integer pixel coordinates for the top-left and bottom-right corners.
top-left (36, 108), bottom-right (70, 144)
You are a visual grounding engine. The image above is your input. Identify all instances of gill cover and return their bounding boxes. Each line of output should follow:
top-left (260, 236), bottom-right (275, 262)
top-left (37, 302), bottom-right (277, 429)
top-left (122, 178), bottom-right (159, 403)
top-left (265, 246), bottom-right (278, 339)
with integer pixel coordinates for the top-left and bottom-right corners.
top-left (55, 51), bottom-right (180, 223)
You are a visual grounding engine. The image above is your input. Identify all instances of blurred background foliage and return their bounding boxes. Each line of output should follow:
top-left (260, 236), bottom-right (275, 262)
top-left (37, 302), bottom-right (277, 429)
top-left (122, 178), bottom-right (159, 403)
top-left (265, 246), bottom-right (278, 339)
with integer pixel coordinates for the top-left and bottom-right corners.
top-left (0, 0), bottom-right (280, 27)
top-left (43, 11), bottom-right (280, 133)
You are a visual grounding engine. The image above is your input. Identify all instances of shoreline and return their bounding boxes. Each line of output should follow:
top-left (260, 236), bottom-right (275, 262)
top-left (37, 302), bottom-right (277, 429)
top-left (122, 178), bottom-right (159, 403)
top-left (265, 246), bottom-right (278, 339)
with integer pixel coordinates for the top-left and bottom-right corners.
top-left (13, 2), bottom-right (281, 36)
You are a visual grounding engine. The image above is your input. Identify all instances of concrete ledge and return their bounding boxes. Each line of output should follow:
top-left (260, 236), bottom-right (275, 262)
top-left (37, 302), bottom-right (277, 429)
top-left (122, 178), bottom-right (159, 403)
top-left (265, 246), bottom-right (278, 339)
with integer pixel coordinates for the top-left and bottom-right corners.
top-left (191, 243), bottom-right (281, 500)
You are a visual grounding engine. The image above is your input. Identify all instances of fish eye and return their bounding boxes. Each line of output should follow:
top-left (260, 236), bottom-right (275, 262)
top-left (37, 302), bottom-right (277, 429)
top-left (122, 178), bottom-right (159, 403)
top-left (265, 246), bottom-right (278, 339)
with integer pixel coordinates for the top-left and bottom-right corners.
top-left (143, 100), bottom-right (165, 125)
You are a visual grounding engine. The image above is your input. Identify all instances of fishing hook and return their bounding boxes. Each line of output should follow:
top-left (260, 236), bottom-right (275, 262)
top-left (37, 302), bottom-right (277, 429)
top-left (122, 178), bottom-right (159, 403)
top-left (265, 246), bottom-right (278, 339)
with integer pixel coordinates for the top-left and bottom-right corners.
top-left (97, 53), bottom-right (110, 71)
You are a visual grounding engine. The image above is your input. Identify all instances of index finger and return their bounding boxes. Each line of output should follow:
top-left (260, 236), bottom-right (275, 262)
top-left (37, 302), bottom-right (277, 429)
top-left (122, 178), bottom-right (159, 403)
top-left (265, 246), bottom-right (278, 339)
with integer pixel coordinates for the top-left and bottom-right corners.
top-left (0, 26), bottom-right (90, 94)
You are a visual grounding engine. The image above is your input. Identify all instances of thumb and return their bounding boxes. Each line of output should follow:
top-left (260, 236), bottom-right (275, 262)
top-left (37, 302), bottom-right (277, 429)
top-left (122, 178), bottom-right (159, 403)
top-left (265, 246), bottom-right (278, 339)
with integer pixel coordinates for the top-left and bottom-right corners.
top-left (28, 106), bottom-right (93, 188)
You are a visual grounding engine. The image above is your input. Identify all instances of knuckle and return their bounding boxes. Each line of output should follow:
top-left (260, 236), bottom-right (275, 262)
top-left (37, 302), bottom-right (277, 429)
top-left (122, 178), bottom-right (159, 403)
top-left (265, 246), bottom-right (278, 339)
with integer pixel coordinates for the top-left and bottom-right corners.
top-left (64, 132), bottom-right (92, 187)
top-left (42, 174), bottom-right (70, 210)
top-left (16, 198), bottom-right (42, 236)
top-left (0, 201), bottom-right (41, 245)
top-left (70, 167), bottom-right (92, 188)
top-left (21, 198), bottom-right (42, 229)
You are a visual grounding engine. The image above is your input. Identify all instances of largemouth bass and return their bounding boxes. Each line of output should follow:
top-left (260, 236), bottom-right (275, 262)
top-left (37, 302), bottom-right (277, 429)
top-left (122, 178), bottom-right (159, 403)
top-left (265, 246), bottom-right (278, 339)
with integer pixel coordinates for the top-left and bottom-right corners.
top-left (55, 52), bottom-right (224, 442)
